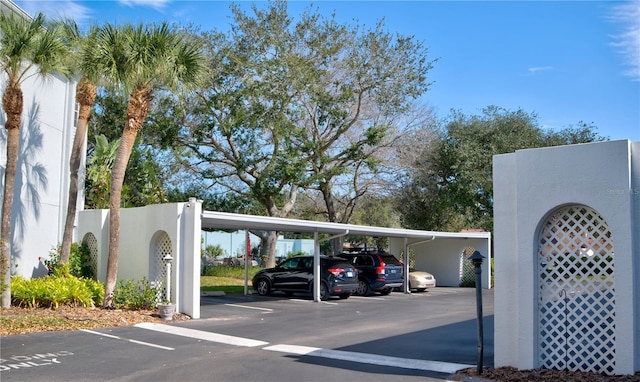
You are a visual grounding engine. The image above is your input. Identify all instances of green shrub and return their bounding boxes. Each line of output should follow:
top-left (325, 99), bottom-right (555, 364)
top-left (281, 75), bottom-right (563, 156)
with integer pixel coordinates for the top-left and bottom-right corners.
top-left (11, 274), bottom-right (104, 308)
top-left (112, 278), bottom-right (160, 309)
top-left (286, 251), bottom-right (307, 258)
top-left (42, 242), bottom-right (95, 280)
top-left (83, 278), bottom-right (105, 306)
top-left (203, 244), bottom-right (225, 258)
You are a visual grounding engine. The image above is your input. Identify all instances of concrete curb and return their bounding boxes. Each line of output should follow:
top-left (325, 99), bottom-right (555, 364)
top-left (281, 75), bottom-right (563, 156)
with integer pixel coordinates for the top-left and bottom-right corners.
top-left (445, 374), bottom-right (498, 382)
top-left (201, 291), bottom-right (226, 297)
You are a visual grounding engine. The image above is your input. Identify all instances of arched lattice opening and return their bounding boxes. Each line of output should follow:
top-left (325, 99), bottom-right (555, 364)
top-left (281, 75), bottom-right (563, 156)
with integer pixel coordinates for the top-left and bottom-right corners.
top-left (149, 231), bottom-right (174, 303)
top-left (459, 246), bottom-right (476, 287)
top-left (82, 232), bottom-right (98, 280)
top-left (537, 205), bottom-right (615, 374)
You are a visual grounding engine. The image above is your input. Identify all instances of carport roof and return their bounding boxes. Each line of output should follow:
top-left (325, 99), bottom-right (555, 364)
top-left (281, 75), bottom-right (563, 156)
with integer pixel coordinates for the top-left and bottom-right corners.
top-left (201, 210), bottom-right (490, 242)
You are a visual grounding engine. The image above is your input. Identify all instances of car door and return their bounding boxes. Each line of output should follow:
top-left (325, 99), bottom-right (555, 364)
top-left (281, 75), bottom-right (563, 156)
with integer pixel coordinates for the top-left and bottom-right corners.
top-left (271, 258), bottom-right (301, 289)
top-left (273, 257), bottom-right (314, 290)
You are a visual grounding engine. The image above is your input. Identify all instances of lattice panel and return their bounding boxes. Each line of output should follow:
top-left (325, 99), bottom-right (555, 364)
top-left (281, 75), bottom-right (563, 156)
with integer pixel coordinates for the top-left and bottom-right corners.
top-left (460, 246), bottom-right (476, 286)
top-left (538, 205), bottom-right (615, 375)
top-left (154, 233), bottom-right (173, 302)
top-left (83, 233), bottom-right (98, 280)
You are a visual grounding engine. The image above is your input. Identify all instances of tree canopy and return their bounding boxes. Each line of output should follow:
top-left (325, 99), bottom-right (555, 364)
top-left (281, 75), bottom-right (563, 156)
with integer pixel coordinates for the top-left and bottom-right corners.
top-left (167, 1), bottom-right (434, 262)
top-left (394, 106), bottom-right (606, 232)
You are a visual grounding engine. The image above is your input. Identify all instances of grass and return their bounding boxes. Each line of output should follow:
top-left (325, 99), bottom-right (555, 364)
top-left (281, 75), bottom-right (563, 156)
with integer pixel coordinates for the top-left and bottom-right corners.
top-left (200, 265), bottom-right (263, 294)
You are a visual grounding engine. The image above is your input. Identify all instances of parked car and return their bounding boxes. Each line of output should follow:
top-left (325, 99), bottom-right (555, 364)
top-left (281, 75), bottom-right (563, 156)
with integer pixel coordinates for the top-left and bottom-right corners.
top-left (252, 255), bottom-right (358, 300)
top-left (409, 270), bottom-right (436, 292)
top-left (338, 250), bottom-right (404, 296)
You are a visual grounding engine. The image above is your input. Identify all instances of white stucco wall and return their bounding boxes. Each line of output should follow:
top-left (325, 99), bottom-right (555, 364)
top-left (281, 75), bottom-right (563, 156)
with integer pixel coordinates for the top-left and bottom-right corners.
top-left (632, 141), bottom-right (640, 372)
top-left (493, 139), bottom-right (639, 374)
top-left (1, 69), bottom-right (77, 279)
top-left (77, 201), bottom-right (202, 318)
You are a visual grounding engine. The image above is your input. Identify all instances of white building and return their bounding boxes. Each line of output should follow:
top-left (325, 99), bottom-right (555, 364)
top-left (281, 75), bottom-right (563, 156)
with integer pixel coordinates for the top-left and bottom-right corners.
top-left (1, 0), bottom-right (80, 279)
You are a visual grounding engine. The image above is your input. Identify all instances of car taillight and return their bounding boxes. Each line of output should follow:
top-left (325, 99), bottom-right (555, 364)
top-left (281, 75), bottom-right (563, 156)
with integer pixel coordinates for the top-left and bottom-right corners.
top-left (376, 260), bottom-right (385, 280)
top-left (328, 267), bottom-right (344, 276)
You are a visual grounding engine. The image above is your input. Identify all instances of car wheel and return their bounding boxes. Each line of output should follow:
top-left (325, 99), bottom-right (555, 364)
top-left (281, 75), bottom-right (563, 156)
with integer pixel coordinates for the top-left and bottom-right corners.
top-left (379, 288), bottom-right (392, 296)
top-left (356, 279), bottom-right (371, 296)
top-left (284, 291), bottom-right (294, 297)
top-left (256, 279), bottom-right (271, 296)
top-left (319, 282), bottom-right (329, 301)
top-left (339, 293), bottom-right (350, 299)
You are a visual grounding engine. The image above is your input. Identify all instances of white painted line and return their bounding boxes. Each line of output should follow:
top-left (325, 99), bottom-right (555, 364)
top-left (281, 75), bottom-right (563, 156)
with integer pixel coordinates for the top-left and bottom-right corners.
top-left (135, 323), bottom-right (269, 347)
top-left (263, 344), bottom-right (320, 355)
top-left (127, 339), bottom-right (176, 350)
top-left (81, 329), bottom-right (175, 350)
top-left (283, 298), bottom-right (338, 305)
top-left (81, 329), bottom-right (120, 339)
top-left (349, 296), bottom-right (386, 301)
top-left (224, 303), bottom-right (273, 312)
top-left (263, 344), bottom-right (473, 374)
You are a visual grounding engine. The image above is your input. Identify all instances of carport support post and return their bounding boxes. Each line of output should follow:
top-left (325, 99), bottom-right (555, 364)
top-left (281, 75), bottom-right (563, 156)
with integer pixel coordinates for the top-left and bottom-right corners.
top-left (469, 250), bottom-right (485, 375)
top-left (403, 238), bottom-right (410, 294)
top-left (244, 229), bottom-right (250, 296)
top-left (313, 231), bottom-right (320, 302)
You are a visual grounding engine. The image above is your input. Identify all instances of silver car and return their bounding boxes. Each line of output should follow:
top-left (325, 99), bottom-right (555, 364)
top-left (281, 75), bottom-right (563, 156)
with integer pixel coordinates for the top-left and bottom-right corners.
top-left (409, 270), bottom-right (436, 292)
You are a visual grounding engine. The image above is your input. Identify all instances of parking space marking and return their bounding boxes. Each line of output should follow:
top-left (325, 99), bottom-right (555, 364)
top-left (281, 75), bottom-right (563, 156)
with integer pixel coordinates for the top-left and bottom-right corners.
top-left (263, 344), bottom-right (473, 374)
top-left (349, 296), bottom-right (386, 301)
top-left (135, 323), bottom-right (269, 347)
top-left (285, 298), bottom-right (311, 303)
top-left (224, 303), bottom-right (273, 312)
top-left (130, 321), bottom-right (474, 374)
top-left (80, 329), bottom-right (175, 350)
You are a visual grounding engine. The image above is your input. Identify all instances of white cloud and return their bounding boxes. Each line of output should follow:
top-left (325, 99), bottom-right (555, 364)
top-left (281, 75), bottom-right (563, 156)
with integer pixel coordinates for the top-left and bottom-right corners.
top-left (527, 66), bottom-right (554, 74)
top-left (118, 0), bottom-right (171, 11)
top-left (608, 0), bottom-right (640, 81)
top-left (15, 1), bottom-right (92, 23)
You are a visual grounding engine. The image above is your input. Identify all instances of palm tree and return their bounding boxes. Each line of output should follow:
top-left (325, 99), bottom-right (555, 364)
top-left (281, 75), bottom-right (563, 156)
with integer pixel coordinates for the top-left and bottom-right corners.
top-left (93, 22), bottom-right (203, 308)
top-left (53, 19), bottom-right (101, 264)
top-left (0, 12), bottom-right (69, 308)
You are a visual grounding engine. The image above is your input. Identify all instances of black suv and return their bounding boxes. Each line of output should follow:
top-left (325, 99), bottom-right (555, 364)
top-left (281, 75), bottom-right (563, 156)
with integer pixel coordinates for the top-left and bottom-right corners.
top-left (338, 251), bottom-right (404, 296)
top-left (252, 255), bottom-right (359, 301)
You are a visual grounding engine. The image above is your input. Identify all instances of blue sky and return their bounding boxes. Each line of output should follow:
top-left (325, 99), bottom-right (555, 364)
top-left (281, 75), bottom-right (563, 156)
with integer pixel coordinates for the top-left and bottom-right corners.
top-left (15, 0), bottom-right (640, 141)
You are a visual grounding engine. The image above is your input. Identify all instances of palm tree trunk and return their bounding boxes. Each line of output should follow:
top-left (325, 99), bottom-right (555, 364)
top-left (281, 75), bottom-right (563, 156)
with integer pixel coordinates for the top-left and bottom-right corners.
top-left (103, 127), bottom-right (137, 308)
top-left (60, 80), bottom-right (97, 264)
top-left (1, 128), bottom-right (20, 309)
top-left (103, 86), bottom-right (152, 308)
top-left (1, 84), bottom-right (23, 308)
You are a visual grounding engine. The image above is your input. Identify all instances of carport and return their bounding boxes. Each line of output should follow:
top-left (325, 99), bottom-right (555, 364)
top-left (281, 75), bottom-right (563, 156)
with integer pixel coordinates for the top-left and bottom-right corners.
top-left (201, 210), bottom-right (492, 303)
top-left (78, 200), bottom-right (491, 319)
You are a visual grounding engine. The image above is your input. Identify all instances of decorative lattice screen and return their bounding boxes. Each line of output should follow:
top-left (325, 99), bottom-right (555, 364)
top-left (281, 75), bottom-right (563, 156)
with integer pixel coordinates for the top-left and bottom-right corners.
top-left (538, 205), bottom-right (615, 374)
top-left (153, 232), bottom-right (173, 302)
top-left (459, 246), bottom-right (476, 286)
top-left (83, 233), bottom-right (98, 280)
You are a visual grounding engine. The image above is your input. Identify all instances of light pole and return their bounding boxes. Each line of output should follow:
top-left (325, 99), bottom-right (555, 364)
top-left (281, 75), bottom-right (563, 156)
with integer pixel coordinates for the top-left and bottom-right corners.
top-left (469, 250), bottom-right (485, 375)
top-left (163, 254), bottom-right (173, 302)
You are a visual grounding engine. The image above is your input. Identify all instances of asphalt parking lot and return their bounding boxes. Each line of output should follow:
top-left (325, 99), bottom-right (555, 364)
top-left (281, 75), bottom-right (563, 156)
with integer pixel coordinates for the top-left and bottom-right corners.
top-left (1, 287), bottom-right (494, 382)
